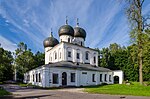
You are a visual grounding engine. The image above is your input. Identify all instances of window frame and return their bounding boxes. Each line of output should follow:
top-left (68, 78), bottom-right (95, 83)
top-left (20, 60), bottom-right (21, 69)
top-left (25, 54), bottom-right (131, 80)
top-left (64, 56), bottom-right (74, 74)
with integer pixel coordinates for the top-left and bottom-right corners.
top-left (52, 73), bottom-right (59, 84)
top-left (39, 73), bottom-right (41, 82)
top-left (92, 74), bottom-right (96, 82)
top-left (100, 74), bottom-right (102, 82)
top-left (93, 56), bottom-right (96, 63)
top-left (77, 53), bottom-right (80, 59)
top-left (68, 51), bottom-right (71, 58)
top-left (85, 52), bottom-right (89, 60)
top-left (105, 74), bottom-right (107, 82)
top-left (71, 73), bottom-right (75, 82)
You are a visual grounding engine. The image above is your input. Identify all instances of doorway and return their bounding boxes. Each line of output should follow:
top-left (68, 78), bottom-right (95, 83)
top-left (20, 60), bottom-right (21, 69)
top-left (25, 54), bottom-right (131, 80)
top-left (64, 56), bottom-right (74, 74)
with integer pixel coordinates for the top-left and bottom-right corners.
top-left (62, 72), bottom-right (67, 86)
top-left (114, 76), bottom-right (119, 84)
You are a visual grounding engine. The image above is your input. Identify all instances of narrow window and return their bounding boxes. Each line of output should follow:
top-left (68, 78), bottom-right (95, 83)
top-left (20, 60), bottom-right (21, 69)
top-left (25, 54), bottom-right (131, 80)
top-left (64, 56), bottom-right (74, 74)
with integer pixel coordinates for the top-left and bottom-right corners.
top-left (61, 39), bottom-right (62, 42)
top-left (53, 73), bottom-right (59, 84)
top-left (82, 72), bottom-right (87, 74)
top-left (68, 38), bottom-right (70, 43)
top-left (33, 74), bottom-right (34, 82)
top-left (85, 52), bottom-right (88, 60)
top-left (39, 73), bottom-right (41, 82)
top-left (92, 74), bottom-right (95, 82)
top-left (77, 53), bottom-right (80, 59)
top-left (36, 74), bottom-right (38, 82)
top-left (93, 56), bottom-right (96, 63)
top-left (100, 74), bottom-right (102, 82)
top-left (55, 52), bottom-right (57, 59)
top-left (105, 74), bottom-right (107, 82)
top-left (68, 51), bottom-right (71, 57)
top-left (109, 75), bottom-right (112, 82)
top-left (71, 73), bottom-right (75, 82)
top-left (81, 42), bottom-right (82, 46)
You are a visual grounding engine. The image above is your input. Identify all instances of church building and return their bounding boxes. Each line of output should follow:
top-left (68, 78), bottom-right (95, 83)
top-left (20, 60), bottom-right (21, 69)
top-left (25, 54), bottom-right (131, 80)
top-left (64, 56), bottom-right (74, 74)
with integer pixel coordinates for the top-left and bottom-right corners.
top-left (24, 19), bottom-right (123, 87)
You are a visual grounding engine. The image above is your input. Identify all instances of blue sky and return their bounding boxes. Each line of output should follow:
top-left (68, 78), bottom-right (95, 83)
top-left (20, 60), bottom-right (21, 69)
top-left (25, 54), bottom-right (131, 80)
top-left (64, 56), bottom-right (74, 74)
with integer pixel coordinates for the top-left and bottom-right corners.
top-left (0, 0), bottom-right (150, 53)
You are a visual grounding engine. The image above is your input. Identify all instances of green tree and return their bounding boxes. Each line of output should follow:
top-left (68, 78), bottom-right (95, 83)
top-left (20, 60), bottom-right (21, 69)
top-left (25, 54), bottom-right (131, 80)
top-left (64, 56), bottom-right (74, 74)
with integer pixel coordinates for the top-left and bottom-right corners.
top-left (0, 47), bottom-right (13, 81)
top-left (125, 0), bottom-right (149, 84)
top-left (15, 42), bottom-right (35, 81)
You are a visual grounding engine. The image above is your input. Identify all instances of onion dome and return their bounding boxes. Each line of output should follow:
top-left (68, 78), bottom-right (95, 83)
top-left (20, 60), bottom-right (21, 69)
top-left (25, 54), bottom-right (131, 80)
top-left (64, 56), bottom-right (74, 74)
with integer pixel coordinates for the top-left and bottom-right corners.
top-left (58, 16), bottom-right (74, 36)
top-left (43, 32), bottom-right (59, 48)
top-left (74, 18), bottom-right (86, 39)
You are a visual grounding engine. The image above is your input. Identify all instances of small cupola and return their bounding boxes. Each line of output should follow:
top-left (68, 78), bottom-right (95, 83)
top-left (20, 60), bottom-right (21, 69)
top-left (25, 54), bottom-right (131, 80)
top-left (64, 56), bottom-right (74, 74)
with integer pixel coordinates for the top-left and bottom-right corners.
top-left (58, 17), bottom-right (74, 37)
top-left (43, 30), bottom-right (59, 48)
top-left (74, 18), bottom-right (86, 39)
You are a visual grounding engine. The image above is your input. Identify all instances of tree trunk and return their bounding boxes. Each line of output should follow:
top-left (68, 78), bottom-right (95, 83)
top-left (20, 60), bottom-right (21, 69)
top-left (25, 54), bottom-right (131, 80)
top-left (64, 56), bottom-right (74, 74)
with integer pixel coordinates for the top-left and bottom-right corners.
top-left (137, 0), bottom-right (143, 85)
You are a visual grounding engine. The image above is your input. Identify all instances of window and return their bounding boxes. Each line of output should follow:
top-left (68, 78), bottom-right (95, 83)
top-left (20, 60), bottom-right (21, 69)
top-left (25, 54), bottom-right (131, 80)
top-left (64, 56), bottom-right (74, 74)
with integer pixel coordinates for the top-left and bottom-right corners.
top-left (71, 73), bottom-right (75, 82)
top-left (92, 74), bottom-right (95, 82)
top-left (68, 51), bottom-right (71, 57)
top-left (61, 39), bottom-right (62, 42)
top-left (36, 74), bottom-right (38, 82)
top-left (53, 73), bottom-right (59, 84)
top-left (33, 74), bottom-right (34, 82)
top-left (77, 53), bottom-right (80, 59)
top-left (93, 56), bottom-right (96, 63)
top-left (82, 72), bottom-right (87, 74)
top-left (55, 52), bottom-right (57, 59)
top-left (39, 73), bottom-right (41, 82)
top-left (68, 38), bottom-right (70, 43)
top-left (109, 75), bottom-right (112, 82)
top-left (100, 74), bottom-right (102, 82)
top-left (105, 74), bottom-right (107, 82)
top-left (85, 52), bottom-right (88, 60)
top-left (81, 42), bottom-right (82, 46)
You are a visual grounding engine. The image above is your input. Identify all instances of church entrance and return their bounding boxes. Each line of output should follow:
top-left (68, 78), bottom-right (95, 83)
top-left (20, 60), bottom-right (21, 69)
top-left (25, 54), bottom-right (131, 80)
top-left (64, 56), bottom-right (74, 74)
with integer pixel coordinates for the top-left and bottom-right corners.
top-left (62, 72), bottom-right (67, 86)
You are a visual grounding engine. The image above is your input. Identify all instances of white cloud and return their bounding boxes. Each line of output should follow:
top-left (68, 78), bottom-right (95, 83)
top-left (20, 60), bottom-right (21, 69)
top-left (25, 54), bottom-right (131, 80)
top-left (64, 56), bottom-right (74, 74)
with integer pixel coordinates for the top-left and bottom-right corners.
top-left (0, 36), bottom-right (17, 52)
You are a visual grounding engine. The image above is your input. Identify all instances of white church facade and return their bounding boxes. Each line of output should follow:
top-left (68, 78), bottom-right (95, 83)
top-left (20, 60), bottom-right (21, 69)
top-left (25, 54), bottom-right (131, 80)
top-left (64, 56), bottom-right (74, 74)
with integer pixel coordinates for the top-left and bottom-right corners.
top-left (24, 19), bottom-right (123, 87)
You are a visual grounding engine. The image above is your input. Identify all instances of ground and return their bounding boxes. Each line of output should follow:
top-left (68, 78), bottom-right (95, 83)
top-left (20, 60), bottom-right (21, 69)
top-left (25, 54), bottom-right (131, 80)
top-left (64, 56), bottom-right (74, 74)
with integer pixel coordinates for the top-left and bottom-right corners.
top-left (1, 84), bottom-right (150, 99)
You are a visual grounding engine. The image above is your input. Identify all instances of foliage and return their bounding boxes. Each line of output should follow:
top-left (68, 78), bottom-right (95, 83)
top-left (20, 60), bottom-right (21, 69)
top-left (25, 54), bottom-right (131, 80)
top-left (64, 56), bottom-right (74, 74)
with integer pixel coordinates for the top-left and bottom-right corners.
top-left (0, 88), bottom-right (11, 96)
top-left (85, 82), bottom-right (150, 96)
top-left (98, 41), bottom-right (150, 81)
top-left (125, 0), bottom-right (150, 85)
top-left (0, 47), bottom-right (13, 82)
top-left (0, 42), bottom-right (44, 82)
top-left (15, 42), bottom-right (44, 81)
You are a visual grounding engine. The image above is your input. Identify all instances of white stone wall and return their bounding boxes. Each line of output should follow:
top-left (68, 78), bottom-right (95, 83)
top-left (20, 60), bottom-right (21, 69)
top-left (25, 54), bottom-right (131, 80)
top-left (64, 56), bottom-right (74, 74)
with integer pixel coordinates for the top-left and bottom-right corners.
top-left (113, 70), bottom-right (124, 84)
top-left (45, 42), bottom-right (99, 66)
top-left (24, 67), bottom-right (114, 87)
top-left (59, 35), bottom-right (73, 43)
top-left (72, 37), bottom-right (85, 46)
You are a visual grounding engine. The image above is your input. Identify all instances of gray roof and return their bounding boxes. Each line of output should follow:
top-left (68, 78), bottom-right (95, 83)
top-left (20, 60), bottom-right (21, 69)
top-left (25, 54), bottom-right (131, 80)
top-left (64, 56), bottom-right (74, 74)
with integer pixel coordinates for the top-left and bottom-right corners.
top-left (74, 27), bottom-right (86, 39)
top-left (58, 25), bottom-right (74, 36)
top-left (44, 61), bottom-right (112, 72)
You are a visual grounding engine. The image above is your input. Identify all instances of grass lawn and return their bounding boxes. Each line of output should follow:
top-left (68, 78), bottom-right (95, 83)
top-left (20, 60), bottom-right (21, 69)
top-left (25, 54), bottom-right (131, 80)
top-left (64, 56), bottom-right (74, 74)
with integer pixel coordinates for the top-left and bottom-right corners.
top-left (0, 88), bottom-right (11, 96)
top-left (84, 82), bottom-right (150, 96)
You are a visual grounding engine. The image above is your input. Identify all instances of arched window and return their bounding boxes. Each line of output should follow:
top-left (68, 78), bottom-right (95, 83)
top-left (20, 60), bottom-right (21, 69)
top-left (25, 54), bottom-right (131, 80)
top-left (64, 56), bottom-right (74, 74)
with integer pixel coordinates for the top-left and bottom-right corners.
top-left (54, 52), bottom-right (57, 59)
top-left (85, 52), bottom-right (89, 60)
top-left (68, 38), bottom-right (70, 43)
top-left (93, 56), bottom-right (96, 63)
